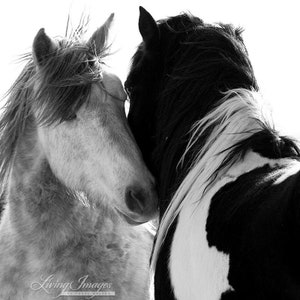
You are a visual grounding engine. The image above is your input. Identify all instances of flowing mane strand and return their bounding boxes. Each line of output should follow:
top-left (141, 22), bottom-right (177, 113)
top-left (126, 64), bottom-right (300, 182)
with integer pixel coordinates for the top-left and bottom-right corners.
top-left (150, 88), bottom-right (300, 272)
top-left (0, 19), bottom-right (110, 186)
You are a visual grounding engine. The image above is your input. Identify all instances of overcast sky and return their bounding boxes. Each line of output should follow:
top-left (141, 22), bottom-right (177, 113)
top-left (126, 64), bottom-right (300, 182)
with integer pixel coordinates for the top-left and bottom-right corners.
top-left (0, 0), bottom-right (299, 139)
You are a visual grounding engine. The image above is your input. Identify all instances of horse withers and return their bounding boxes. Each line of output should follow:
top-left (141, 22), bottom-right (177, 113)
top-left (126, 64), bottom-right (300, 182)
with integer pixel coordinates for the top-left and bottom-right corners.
top-left (0, 14), bottom-right (157, 300)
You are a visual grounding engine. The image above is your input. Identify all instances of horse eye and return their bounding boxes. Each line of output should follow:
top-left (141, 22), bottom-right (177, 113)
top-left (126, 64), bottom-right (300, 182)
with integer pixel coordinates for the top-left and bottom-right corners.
top-left (65, 113), bottom-right (77, 121)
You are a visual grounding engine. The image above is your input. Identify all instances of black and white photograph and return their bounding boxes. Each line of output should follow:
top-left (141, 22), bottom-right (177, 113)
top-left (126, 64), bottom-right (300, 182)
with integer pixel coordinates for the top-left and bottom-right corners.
top-left (0, 0), bottom-right (299, 299)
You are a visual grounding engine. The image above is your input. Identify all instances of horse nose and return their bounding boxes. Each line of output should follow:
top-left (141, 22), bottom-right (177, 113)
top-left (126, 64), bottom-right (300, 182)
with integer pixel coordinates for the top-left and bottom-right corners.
top-left (126, 187), bottom-right (147, 215)
top-left (125, 185), bottom-right (157, 216)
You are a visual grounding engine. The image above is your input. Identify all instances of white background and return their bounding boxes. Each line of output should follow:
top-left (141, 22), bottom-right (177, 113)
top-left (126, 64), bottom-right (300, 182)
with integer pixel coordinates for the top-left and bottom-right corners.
top-left (0, 0), bottom-right (299, 139)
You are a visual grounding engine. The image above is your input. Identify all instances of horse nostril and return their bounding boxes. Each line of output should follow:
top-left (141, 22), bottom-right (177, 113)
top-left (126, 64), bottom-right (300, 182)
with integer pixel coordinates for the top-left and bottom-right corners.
top-left (125, 188), bottom-right (147, 215)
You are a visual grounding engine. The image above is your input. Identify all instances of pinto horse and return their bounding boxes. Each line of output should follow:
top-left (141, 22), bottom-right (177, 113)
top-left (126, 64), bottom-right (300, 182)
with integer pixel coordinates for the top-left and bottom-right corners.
top-left (0, 14), bottom-right (157, 300)
top-left (126, 7), bottom-right (300, 300)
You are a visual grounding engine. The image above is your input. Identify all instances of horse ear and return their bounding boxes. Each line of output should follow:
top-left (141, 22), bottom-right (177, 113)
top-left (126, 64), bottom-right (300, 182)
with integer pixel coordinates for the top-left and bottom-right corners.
top-left (88, 13), bottom-right (114, 56)
top-left (33, 28), bottom-right (57, 67)
top-left (138, 6), bottom-right (159, 49)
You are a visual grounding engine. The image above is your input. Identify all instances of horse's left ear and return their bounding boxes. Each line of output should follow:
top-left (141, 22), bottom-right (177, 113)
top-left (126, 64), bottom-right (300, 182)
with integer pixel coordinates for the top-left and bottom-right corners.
top-left (138, 6), bottom-right (160, 49)
top-left (33, 28), bottom-right (57, 67)
top-left (88, 13), bottom-right (114, 56)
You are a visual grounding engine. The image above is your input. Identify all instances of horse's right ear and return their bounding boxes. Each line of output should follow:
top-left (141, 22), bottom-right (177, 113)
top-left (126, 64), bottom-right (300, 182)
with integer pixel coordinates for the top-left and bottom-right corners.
top-left (33, 28), bottom-right (57, 67)
top-left (138, 6), bottom-right (159, 49)
top-left (88, 13), bottom-right (114, 56)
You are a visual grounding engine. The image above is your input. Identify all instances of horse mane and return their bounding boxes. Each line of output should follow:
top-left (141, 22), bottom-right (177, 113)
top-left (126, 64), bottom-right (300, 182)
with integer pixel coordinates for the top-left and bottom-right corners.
top-left (0, 19), bottom-right (110, 189)
top-left (153, 15), bottom-right (259, 163)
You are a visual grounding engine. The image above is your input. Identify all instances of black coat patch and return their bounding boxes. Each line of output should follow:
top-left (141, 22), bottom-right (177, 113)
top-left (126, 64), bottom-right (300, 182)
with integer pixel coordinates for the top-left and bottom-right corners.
top-left (207, 164), bottom-right (300, 300)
